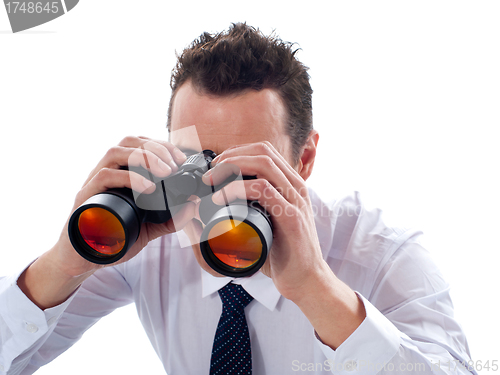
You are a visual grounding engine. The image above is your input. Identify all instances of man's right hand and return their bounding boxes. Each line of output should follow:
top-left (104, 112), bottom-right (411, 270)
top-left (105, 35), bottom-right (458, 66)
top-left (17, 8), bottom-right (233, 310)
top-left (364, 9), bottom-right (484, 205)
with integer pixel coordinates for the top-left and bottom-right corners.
top-left (18, 136), bottom-right (194, 310)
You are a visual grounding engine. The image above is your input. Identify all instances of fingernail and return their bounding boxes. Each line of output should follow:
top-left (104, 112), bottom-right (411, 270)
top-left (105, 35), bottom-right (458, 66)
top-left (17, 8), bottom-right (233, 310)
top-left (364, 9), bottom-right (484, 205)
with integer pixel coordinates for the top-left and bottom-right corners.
top-left (212, 190), bottom-right (222, 204)
top-left (158, 159), bottom-right (172, 173)
top-left (202, 168), bottom-right (217, 185)
top-left (168, 158), bottom-right (178, 170)
top-left (211, 155), bottom-right (220, 166)
top-left (174, 148), bottom-right (187, 162)
top-left (143, 179), bottom-right (155, 190)
top-left (203, 169), bottom-right (212, 179)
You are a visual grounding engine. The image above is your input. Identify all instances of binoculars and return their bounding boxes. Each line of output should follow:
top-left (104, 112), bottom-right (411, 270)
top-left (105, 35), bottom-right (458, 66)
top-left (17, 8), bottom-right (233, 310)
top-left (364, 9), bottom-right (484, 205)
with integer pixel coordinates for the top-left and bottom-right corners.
top-left (68, 150), bottom-right (273, 277)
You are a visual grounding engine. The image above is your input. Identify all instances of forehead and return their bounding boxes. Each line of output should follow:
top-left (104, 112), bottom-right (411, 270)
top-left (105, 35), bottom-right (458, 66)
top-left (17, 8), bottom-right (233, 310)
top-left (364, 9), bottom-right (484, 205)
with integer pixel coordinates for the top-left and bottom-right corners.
top-left (169, 82), bottom-right (290, 158)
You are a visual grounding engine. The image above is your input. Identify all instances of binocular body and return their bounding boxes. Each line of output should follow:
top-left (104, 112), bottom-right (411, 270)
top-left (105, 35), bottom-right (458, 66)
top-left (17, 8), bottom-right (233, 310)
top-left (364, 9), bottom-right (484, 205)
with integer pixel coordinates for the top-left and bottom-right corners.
top-left (68, 150), bottom-right (273, 277)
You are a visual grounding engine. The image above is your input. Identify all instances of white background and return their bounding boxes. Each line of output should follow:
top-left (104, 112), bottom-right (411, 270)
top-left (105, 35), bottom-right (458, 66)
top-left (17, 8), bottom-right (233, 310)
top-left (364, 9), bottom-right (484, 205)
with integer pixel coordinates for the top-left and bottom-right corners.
top-left (1, 1), bottom-right (499, 374)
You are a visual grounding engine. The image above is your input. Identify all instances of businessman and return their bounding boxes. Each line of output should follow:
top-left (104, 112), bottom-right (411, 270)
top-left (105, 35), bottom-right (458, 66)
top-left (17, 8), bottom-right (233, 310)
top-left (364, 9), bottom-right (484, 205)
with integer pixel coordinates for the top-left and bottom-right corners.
top-left (0, 23), bottom-right (475, 374)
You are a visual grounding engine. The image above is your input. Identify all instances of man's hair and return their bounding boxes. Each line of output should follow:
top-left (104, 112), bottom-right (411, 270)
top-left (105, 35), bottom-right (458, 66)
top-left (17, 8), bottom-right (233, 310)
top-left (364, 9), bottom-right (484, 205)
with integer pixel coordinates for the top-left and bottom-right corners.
top-left (167, 23), bottom-right (313, 166)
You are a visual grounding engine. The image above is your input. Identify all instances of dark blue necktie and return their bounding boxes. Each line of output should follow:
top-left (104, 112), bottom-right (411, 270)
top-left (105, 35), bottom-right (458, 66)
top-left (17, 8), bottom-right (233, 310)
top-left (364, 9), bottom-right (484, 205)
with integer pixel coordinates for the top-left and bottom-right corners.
top-left (210, 283), bottom-right (254, 375)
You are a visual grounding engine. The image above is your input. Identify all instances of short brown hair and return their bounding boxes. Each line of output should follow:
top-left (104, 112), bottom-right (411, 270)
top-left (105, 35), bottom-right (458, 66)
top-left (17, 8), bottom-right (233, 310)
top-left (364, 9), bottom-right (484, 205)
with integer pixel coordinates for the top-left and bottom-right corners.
top-left (167, 23), bottom-right (313, 166)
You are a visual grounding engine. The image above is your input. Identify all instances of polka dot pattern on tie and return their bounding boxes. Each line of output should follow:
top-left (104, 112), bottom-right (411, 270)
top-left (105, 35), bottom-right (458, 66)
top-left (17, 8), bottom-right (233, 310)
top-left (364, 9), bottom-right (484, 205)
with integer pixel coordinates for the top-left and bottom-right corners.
top-left (210, 283), bottom-right (254, 375)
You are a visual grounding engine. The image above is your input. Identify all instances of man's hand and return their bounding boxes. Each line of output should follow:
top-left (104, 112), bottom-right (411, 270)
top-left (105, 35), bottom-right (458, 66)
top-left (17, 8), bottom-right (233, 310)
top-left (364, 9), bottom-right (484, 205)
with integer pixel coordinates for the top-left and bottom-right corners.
top-left (203, 141), bottom-right (323, 299)
top-left (202, 140), bottom-right (366, 350)
top-left (57, 135), bottom-right (193, 276)
top-left (18, 136), bottom-right (195, 310)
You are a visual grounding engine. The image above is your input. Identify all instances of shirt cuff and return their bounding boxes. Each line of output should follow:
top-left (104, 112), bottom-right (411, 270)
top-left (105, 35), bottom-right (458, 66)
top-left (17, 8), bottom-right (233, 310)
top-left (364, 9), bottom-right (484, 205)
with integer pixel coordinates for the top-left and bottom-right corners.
top-left (0, 261), bottom-right (79, 373)
top-left (314, 291), bottom-right (401, 375)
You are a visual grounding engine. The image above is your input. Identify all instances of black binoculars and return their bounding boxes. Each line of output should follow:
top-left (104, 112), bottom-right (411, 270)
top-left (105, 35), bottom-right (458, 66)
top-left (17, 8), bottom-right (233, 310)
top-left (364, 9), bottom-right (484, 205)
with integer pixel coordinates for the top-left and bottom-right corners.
top-left (68, 150), bottom-right (273, 277)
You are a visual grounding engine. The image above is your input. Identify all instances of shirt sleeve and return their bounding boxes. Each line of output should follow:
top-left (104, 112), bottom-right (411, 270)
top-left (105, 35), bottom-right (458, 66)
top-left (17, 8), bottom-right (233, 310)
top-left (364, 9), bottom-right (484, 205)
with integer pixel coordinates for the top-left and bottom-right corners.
top-left (313, 238), bottom-right (477, 375)
top-left (0, 262), bottom-right (133, 375)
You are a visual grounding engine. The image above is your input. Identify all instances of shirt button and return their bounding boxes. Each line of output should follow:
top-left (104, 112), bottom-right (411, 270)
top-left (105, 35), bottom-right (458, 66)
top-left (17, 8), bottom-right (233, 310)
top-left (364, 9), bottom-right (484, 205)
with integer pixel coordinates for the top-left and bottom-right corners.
top-left (345, 360), bottom-right (357, 371)
top-left (26, 323), bottom-right (39, 333)
top-left (0, 363), bottom-right (5, 371)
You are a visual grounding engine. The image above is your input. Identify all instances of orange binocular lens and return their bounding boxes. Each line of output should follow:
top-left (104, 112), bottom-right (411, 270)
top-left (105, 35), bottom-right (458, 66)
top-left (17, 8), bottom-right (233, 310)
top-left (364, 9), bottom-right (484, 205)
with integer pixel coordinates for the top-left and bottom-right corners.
top-left (207, 219), bottom-right (262, 268)
top-left (77, 207), bottom-right (126, 255)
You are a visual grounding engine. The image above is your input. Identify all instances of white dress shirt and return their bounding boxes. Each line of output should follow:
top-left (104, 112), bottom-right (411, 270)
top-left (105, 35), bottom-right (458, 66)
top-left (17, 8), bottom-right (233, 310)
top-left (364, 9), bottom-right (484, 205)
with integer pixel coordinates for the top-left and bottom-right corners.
top-left (0, 189), bottom-right (475, 375)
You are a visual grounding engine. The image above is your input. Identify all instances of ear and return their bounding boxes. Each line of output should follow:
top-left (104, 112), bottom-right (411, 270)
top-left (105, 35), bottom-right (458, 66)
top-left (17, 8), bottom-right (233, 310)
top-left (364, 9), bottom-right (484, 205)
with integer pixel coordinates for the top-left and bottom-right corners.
top-left (297, 129), bottom-right (319, 181)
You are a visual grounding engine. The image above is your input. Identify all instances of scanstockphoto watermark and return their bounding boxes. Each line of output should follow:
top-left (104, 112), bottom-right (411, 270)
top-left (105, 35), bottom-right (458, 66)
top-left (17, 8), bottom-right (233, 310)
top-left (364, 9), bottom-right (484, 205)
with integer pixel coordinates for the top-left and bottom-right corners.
top-left (257, 195), bottom-right (362, 220)
top-left (3, 0), bottom-right (79, 33)
top-left (292, 359), bottom-right (428, 373)
top-left (247, 183), bottom-right (363, 220)
top-left (292, 359), bottom-right (499, 373)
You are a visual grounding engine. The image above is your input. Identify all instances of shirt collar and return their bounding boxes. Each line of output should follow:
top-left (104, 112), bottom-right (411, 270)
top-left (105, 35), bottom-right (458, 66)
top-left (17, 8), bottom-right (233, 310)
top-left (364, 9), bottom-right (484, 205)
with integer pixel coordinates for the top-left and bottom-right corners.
top-left (201, 268), bottom-right (282, 312)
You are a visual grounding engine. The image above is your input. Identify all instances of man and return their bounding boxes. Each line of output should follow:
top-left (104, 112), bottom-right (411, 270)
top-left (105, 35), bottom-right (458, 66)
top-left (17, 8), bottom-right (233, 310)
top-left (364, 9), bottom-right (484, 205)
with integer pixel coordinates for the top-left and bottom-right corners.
top-left (0, 23), bottom-right (474, 374)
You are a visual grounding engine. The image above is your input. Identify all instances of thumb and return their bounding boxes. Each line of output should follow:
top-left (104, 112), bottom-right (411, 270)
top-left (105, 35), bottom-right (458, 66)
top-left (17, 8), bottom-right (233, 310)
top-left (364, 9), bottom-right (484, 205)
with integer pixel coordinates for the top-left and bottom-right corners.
top-left (164, 200), bottom-right (199, 234)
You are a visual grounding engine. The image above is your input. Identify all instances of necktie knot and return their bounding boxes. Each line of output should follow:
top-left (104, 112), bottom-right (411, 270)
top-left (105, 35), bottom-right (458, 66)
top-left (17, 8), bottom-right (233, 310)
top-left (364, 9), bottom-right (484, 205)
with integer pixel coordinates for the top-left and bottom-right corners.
top-left (218, 283), bottom-right (253, 314)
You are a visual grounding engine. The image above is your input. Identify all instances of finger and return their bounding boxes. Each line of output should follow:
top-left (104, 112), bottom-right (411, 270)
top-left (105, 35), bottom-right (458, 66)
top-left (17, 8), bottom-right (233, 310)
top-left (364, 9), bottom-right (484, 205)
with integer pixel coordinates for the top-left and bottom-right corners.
top-left (212, 179), bottom-right (301, 225)
top-left (212, 141), bottom-right (307, 198)
top-left (137, 139), bottom-right (185, 171)
top-left (86, 137), bottom-right (188, 188)
top-left (138, 136), bottom-right (187, 164)
top-left (202, 162), bottom-right (242, 186)
top-left (95, 145), bottom-right (172, 180)
top-left (163, 200), bottom-right (198, 233)
top-left (128, 146), bottom-right (174, 178)
top-left (208, 155), bottom-right (304, 205)
top-left (211, 178), bottom-right (297, 209)
top-left (120, 136), bottom-right (188, 165)
top-left (78, 168), bottom-right (156, 206)
top-left (126, 138), bottom-right (184, 170)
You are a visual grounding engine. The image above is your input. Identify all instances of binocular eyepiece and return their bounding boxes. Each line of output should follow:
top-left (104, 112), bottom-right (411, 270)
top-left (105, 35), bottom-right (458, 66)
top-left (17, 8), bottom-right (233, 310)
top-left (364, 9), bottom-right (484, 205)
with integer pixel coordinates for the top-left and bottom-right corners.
top-left (68, 150), bottom-right (273, 277)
